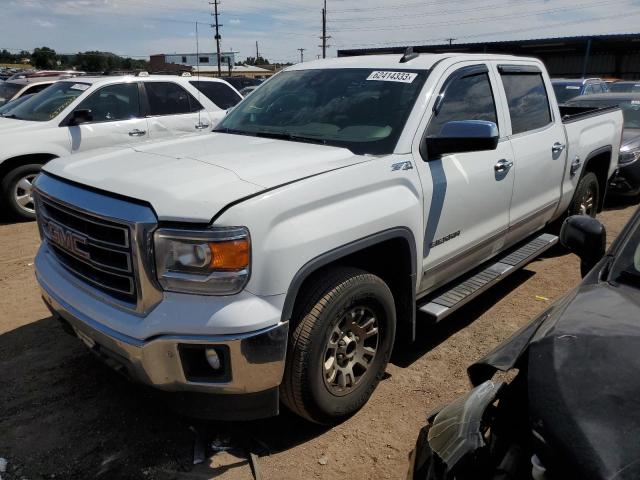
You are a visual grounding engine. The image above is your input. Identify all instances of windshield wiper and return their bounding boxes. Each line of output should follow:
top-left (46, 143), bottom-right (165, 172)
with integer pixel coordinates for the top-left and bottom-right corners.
top-left (254, 130), bottom-right (327, 145)
top-left (615, 268), bottom-right (640, 288)
top-left (212, 127), bottom-right (256, 136)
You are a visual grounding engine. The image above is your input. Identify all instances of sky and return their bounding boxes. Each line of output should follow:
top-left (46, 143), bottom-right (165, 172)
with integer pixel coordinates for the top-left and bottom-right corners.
top-left (2, 0), bottom-right (640, 64)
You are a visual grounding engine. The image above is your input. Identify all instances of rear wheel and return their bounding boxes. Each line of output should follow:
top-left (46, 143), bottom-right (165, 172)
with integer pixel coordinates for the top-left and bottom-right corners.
top-left (281, 267), bottom-right (396, 424)
top-left (568, 172), bottom-right (599, 218)
top-left (1, 164), bottom-right (43, 221)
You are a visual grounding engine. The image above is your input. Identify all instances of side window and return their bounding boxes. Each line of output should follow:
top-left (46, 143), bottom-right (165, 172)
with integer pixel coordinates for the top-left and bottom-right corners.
top-left (189, 81), bottom-right (242, 109)
top-left (145, 82), bottom-right (203, 116)
top-left (427, 70), bottom-right (498, 136)
top-left (23, 83), bottom-right (51, 96)
top-left (584, 84), bottom-right (595, 95)
top-left (500, 72), bottom-right (552, 135)
top-left (75, 83), bottom-right (141, 123)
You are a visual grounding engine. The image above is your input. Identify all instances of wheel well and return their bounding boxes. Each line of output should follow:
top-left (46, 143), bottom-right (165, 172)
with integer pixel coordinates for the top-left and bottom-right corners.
top-left (0, 154), bottom-right (58, 180)
top-left (284, 233), bottom-right (417, 342)
top-left (582, 148), bottom-right (612, 213)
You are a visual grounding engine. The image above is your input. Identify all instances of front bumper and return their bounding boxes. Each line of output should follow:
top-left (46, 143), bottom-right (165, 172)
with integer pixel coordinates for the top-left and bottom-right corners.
top-left (37, 248), bottom-right (289, 419)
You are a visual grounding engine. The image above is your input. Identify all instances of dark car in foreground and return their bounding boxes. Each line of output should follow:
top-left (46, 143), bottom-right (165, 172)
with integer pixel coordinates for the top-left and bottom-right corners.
top-left (409, 209), bottom-right (640, 480)
top-left (566, 93), bottom-right (640, 198)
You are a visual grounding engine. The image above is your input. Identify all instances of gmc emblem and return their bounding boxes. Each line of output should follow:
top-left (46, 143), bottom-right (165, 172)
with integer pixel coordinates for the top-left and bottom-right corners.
top-left (43, 219), bottom-right (90, 261)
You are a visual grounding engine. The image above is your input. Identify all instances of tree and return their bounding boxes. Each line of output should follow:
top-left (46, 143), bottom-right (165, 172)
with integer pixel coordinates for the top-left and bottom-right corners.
top-left (31, 46), bottom-right (57, 69)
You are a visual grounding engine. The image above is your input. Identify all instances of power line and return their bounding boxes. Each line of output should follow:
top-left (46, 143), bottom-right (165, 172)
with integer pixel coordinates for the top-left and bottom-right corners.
top-left (335, 11), bottom-right (640, 48)
top-left (330, 0), bottom-right (624, 32)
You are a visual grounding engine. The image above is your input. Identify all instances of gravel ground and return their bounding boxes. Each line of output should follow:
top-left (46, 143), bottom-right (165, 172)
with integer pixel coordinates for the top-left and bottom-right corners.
top-left (0, 202), bottom-right (637, 480)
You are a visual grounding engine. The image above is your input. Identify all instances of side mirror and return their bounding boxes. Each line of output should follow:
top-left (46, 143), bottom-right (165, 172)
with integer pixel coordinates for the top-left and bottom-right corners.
top-left (425, 120), bottom-right (499, 157)
top-left (69, 108), bottom-right (93, 126)
top-left (560, 215), bottom-right (606, 277)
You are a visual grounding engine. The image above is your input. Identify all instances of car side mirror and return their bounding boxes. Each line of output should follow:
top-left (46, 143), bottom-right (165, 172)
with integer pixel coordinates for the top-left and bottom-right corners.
top-left (69, 108), bottom-right (93, 126)
top-left (424, 120), bottom-right (499, 157)
top-left (560, 215), bottom-right (606, 277)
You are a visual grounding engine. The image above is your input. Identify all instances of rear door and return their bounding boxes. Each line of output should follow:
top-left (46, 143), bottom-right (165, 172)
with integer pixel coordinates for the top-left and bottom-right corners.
top-left (494, 64), bottom-right (566, 245)
top-left (142, 81), bottom-right (213, 139)
top-left (189, 80), bottom-right (242, 126)
top-left (66, 82), bottom-right (150, 152)
top-left (415, 62), bottom-right (515, 293)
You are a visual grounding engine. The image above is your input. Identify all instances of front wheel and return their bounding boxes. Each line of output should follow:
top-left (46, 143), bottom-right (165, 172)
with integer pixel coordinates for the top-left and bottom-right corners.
top-left (281, 267), bottom-right (396, 424)
top-left (568, 172), bottom-right (599, 218)
top-left (1, 164), bottom-right (43, 221)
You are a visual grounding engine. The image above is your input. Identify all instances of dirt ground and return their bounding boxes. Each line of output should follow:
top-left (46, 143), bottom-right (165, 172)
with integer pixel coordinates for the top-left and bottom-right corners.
top-left (0, 201), bottom-right (637, 480)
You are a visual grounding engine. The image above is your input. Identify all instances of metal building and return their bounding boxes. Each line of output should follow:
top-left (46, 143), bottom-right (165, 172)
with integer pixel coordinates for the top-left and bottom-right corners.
top-left (337, 34), bottom-right (640, 79)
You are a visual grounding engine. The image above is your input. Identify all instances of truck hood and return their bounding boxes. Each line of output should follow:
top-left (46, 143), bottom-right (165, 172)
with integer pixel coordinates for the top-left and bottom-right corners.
top-left (42, 133), bottom-right (366, 222)
top-left (0, 117), bottom-right (40, 133)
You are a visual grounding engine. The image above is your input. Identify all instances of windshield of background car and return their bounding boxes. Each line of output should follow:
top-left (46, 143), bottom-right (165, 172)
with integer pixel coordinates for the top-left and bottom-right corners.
top-left (568, 99), bottom-right (640, 128)
top-left (553, 82), bottom-right (582, 103)
top-left (0, 82), bottom-right (23, 107)
top-left (610, 215), bottom-right (640, 288)
top-left (2, 81), bottom-right (89, 121)
top-left (215, 68), bottom-right (428, 155)
top-left (0, 93), bottom-right (33, 115)
top-left (609, 82), bottom-right (640, 93)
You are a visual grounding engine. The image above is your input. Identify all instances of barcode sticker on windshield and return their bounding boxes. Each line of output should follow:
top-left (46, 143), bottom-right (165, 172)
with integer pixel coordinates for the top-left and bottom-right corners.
top-left (367, 71), bottom-right (417, 83)
top-left (70, 83), bottom-right (89, 91)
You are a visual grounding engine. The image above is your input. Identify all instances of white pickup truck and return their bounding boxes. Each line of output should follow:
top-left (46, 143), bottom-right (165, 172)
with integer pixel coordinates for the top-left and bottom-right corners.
top-left (33, 52), bottom-right (623, 424)
top-left (0, 75), bottom-right (242, 220)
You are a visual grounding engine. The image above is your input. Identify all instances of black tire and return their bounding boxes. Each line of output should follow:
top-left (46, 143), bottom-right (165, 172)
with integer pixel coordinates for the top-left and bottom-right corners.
top-left (281, 267), bottom-right (396, 424)
top-left (567, 172), bottom-right (599, 218)
top-left (1, 163), bottom-right (43, 221)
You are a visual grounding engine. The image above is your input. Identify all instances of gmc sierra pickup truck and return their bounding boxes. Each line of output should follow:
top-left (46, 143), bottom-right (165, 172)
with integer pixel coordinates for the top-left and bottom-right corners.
top-left (33, 52), bottom-right (623, 424)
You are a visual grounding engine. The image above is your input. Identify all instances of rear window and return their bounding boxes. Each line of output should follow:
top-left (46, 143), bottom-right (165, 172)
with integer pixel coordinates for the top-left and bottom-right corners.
top-left (145, 82), bottom-right (202, 116)
top-left (189, 81), bottom-right (242, 110)
top-left (501, 73), bottom-right (552, 135)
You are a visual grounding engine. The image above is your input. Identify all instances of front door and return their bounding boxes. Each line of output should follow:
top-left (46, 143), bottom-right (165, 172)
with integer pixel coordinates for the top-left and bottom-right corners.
top-left (67, 82), bottom-right (150, 152)
top-left (414, 63), bottom-right (515, 293)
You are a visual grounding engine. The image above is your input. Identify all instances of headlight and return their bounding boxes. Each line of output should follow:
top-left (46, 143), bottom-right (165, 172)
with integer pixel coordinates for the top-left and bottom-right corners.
top-left (154, 227), bottom-right (250, 295)
top-left (619, 149), bottom-right (640, 165)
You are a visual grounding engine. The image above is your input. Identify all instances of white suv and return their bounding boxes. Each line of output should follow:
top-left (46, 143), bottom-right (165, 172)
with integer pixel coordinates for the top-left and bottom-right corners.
top-left (0, 75), bottom-right (242, 220)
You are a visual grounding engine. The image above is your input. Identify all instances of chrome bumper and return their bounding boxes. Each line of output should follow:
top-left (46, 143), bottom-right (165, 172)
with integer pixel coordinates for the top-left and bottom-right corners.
top-left (40, 280), bottom-right (288, 396)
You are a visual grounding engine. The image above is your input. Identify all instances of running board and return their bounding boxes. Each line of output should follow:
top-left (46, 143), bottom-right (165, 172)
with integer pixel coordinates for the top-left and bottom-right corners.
top-left (418, 233), bottom-right (558, 321)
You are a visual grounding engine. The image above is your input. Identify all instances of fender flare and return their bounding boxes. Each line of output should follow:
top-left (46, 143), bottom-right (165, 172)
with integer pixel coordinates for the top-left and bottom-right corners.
top-left (281, 227), bottom-right (418, 338)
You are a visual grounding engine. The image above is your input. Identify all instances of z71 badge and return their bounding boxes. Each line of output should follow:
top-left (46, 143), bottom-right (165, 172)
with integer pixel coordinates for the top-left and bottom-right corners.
top-left (391, 161), bottom-right (413, 171)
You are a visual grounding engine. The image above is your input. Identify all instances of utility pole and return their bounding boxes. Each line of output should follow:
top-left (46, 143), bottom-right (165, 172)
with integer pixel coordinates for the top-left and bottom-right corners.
top-left (256, 41), bottom-right (259, 62)
top-left (210, 0), bottom-right (222, 76)
top-left (446, 37), bottom-right (456, 45)
top-left (298, 48), bottom-right (306, 63)
top-left (320, 0), bottom-right (331, 58)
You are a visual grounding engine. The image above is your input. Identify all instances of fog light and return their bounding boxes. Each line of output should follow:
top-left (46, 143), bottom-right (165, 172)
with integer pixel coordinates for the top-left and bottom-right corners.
top-left (205, 348), bottom-right (221, 370)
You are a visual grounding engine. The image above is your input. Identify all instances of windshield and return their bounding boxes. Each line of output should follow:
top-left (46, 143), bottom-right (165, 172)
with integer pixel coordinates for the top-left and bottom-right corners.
top-left (215, 68), bottom-right (428, 155)
top-left (609, 215), bottom-right (640, 288)
top-left (0, 82), bottom-right (23, 107)
top-left (567, 99), bottom-right (640, 128)
top-left (0, 93), bottom-right (33, 115)
top-left (2, 81), bottom-right (89, 121)
top-left (609, 83), bottom-right (640, 93)
top-left (553, 83), bottom-right (582, 103)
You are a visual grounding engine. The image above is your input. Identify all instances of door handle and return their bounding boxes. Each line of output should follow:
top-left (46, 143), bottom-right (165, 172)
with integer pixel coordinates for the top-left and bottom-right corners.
top-left (552, 142), bottom-right (566, 154)
top-left (195, 122), bottom-right (210, 130)
top-left (128, 129), bottom-right (146, 137)
top-left (494, 159), bottom-right (514, 173)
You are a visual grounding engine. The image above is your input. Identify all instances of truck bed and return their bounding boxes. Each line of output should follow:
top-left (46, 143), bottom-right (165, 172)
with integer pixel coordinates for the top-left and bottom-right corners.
top-left (559, 104), bottom-right (621, 124)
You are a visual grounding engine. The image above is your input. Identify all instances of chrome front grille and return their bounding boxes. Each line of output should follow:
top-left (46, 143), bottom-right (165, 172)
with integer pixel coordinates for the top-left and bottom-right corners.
top-left (37, 195), bottom-right (138, 304)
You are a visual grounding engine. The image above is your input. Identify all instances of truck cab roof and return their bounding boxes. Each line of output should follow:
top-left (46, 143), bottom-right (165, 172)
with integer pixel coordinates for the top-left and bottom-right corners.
top-left (286, 53), bottom-right (540, 71)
